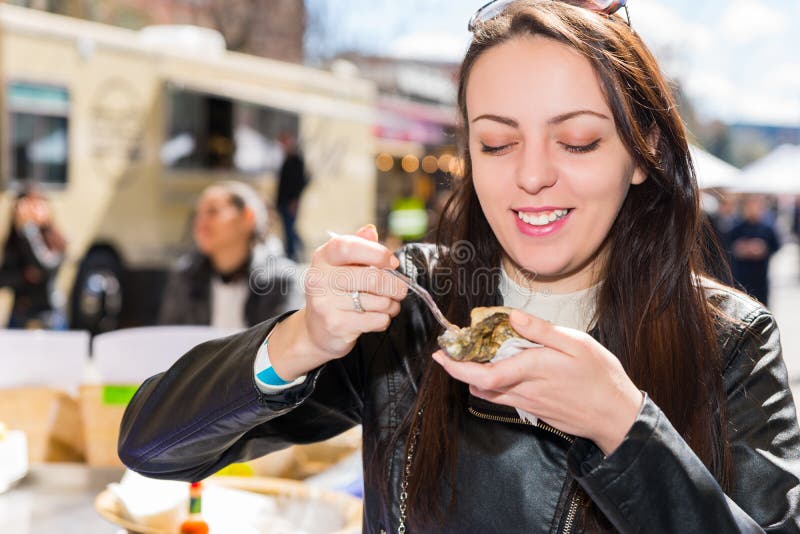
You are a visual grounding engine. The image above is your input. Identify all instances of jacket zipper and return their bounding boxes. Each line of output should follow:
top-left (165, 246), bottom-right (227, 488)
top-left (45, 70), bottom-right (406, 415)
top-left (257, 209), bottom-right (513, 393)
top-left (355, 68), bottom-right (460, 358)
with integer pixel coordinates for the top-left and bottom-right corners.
top-left (467, 406), bottom-right (575, 443)
top-left (467, 406), bottom-right (580, 533)
top-left (561, 491), bottom-right (582, 534)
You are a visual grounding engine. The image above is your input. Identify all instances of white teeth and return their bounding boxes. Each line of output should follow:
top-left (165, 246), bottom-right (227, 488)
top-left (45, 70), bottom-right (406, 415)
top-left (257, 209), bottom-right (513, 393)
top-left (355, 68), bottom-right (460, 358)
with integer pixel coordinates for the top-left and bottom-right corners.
top-left (517, 209), bottom-right (569, 226)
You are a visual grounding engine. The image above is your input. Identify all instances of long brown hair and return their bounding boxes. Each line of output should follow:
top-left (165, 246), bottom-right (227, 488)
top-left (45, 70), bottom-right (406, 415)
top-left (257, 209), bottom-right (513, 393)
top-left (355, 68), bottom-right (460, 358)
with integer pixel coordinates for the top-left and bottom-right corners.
top-left (380, 1), bottom-right (736, 530)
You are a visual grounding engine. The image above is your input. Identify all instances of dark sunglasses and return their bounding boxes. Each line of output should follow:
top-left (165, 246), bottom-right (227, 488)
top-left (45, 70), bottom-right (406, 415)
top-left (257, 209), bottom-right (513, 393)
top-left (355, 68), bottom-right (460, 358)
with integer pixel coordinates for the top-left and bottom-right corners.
top-left (468, 0), bottom-right (630, 32)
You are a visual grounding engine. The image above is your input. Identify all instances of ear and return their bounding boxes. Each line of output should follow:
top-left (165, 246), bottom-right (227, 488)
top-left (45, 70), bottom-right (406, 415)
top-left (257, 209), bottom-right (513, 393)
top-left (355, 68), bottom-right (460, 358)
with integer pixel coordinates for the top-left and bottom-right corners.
top-left (630, 165), bottom-right (647, 185)
top-left (631, 125), bottom-right (660, 186)
top-left (242, 206), bottom-right (256, 232)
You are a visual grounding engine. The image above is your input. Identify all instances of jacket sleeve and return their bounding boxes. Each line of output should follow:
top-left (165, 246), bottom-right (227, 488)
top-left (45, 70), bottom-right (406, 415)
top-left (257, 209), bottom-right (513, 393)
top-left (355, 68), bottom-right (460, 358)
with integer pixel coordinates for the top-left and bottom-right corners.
top-left (118, 309), bottom-right (371, 481)
top-left (119, 244), bottom-right (434, 482)
top-left (567, 310), bottom-right (800, 533)
top-left (0, 238), bottom-right (24, 290)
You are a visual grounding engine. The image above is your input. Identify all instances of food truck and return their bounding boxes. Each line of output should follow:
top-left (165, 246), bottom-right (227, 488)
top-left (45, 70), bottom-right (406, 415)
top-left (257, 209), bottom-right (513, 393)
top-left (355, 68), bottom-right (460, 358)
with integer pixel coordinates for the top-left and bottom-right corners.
top-left (0, 4), bottom-right (377, 331)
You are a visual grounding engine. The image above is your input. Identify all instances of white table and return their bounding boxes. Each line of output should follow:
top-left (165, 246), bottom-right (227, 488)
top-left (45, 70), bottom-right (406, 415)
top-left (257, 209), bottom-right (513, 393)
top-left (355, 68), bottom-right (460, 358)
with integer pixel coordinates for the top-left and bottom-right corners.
top-left (0, 463), bottom-right (124, 533)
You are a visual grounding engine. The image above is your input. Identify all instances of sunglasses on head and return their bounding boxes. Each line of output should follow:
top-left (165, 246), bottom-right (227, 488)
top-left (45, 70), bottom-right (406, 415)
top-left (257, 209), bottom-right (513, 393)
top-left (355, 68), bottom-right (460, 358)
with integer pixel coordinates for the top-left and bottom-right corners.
top-left (468, 0), bottom-right (630, 32)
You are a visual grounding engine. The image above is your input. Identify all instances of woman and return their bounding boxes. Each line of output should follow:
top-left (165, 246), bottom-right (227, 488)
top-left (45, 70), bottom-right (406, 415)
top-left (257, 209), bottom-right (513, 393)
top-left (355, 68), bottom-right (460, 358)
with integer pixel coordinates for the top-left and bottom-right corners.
top-left (158, 181), bottom-right (302, 329)
top-left (1, 187), bottom-right (66, 328)
top-left (120, 2), bottom-right (800, 532)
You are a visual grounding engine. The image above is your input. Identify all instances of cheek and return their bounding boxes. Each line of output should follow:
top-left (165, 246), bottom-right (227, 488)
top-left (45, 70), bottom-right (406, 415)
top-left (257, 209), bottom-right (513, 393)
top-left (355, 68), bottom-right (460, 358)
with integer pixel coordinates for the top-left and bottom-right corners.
top-left (568, 145), bottom-right (634, 208)
top-left (472, 158), bottom-right (514, 216)
top-left (568, 165), bottom-right (632, 245)
top-left (221, 215), bottom-right (250, 239)
top-left (193, 218), bottom-right (210, 235)
top-left (574, 170), bottom-right (629, 206)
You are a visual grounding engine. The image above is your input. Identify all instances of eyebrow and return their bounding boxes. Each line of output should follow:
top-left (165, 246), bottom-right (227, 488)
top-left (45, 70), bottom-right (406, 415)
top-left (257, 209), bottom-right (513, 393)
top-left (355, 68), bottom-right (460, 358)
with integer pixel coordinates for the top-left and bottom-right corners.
top-left (471, 110), bottom-right (611, 127)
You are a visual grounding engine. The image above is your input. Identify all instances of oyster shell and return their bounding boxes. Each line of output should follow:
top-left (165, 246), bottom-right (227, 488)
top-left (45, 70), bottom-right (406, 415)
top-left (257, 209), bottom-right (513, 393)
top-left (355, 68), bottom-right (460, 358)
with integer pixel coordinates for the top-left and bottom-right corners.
top-left (437, 306), bottom-right (524, 362)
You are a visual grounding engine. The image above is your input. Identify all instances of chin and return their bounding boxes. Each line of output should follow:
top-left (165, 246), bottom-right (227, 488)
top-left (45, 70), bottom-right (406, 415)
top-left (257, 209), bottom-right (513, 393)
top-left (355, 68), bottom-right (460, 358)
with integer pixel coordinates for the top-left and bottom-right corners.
top-left (508, 250), bottom-right (573, 279)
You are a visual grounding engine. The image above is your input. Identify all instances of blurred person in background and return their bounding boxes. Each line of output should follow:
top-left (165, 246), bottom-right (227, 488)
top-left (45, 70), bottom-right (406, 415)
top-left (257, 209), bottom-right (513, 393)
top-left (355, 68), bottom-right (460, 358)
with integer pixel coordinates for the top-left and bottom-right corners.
top-left (276, 131), bottom-right (308, 262)
top-left (158, 181), bottom-right (303, 329)
top-left (0, 186), bottom-right (66, 329)
top-left (708, 194), bottom-right (738, 270)
top-left (730, 194), bottom-right (781, 306)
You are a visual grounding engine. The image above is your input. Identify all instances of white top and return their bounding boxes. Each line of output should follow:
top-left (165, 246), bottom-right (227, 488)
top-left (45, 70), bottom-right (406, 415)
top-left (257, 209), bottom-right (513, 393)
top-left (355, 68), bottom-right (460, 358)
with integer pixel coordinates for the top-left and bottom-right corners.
top-left (499, 265), bottom-right (600, 332)
top-left (210, 277), bottom-right (249, 330)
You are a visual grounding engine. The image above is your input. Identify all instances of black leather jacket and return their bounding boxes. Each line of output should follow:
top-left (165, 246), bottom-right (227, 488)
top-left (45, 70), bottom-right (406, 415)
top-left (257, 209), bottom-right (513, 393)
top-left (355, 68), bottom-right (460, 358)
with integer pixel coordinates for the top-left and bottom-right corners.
top-left (119, 243), bottom-right (800, 533)
top-left (157, 243), bottom-right (304, 327)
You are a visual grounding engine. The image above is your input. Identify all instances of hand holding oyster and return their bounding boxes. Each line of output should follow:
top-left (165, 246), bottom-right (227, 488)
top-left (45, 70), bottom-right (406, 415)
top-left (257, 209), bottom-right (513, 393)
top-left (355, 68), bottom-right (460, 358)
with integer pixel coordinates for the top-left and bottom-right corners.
top-left (438, 306), bottom-right (531, 362)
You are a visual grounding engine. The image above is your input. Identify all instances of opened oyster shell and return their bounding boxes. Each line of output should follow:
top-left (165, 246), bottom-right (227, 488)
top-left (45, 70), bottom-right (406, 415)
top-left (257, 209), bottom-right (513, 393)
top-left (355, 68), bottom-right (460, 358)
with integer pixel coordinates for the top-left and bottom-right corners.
top-left (437, 306), bottom-right (524, 362)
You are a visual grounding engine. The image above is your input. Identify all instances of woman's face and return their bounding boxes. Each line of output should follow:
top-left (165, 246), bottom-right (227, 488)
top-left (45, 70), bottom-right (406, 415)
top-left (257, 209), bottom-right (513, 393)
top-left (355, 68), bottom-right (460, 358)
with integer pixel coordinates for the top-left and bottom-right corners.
top-left (193, 187), bottom-right (253, 255)
top-left (467, 35), bottom-right (647, 292)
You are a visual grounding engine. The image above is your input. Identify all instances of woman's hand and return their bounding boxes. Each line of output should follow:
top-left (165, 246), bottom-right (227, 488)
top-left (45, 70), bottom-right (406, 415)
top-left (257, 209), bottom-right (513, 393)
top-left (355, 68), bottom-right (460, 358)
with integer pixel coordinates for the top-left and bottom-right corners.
top-left (433, 309), bottom-right (643, 455)
top-left (268, 224), bottom-right (408, 381)
top-left (13, 198), bottom-right (35, 229)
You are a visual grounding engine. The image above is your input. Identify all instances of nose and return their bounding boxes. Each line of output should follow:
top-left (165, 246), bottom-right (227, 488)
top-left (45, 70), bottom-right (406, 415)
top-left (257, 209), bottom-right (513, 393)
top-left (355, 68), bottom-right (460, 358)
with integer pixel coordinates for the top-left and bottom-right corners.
top-left (515, 141), bottom-right (557, 195)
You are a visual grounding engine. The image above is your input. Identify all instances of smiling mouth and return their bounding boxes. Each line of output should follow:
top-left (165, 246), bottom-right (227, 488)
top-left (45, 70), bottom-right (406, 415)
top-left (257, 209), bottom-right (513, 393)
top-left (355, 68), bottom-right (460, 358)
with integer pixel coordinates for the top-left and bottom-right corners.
top-left (514, 208), bottom-right (573, 227)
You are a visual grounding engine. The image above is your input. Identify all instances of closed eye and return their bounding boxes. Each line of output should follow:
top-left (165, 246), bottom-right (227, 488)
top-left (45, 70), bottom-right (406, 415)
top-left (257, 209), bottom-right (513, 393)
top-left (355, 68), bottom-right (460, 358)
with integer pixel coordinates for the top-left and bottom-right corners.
top-left (480, 142), bottom-right (515, 154)
top-left (560, 139), bottom-right (600, 154)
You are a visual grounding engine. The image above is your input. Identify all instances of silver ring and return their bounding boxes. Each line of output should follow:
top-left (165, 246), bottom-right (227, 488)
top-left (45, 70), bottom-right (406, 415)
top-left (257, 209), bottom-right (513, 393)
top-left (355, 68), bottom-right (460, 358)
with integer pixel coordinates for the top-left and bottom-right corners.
top-left (351, 290), bottom-right (365, 313)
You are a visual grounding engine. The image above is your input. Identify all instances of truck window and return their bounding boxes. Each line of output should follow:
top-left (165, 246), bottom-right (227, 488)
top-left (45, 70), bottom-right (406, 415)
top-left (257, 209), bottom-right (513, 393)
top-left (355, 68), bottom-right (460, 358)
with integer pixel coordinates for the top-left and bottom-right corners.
top-left (162, 88), bottom-right (299, 174)
top-left (8, 82), bottom-right (69, 185)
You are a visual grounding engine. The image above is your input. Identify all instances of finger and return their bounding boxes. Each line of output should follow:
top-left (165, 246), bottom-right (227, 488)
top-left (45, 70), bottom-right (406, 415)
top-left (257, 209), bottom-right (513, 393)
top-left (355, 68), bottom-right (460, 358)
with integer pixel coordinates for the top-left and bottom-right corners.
top-left (348, 311), bottom-right (393, 333)
top-left (339, 292), bottom-right (400, 316)
top-left (468, 386), bottom-right (548, 423)
top-left (484, 345), bottom-right (568, 385)
top-left (355, 223), bottom-right (379, 243)
top-left (327, 266), bottom-right (408, 300)
top-left (322, 234), bottom-right (399, 269)
top-left (432, 350), bottom-right (521, 391)
top-left (434, 347), bottom-right (563, 391)
top-left (469, 384), bottom-right (526, 407)
top-left (509, 309), bottom-right (588, 356)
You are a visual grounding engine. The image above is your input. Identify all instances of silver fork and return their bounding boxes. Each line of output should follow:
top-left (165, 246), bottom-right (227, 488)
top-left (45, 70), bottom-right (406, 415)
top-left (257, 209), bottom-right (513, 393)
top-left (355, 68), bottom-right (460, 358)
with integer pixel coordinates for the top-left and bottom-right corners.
top-left (379, 266), bottom-right (459, 334)
top-left (326, 230), bottom-right (459, 334)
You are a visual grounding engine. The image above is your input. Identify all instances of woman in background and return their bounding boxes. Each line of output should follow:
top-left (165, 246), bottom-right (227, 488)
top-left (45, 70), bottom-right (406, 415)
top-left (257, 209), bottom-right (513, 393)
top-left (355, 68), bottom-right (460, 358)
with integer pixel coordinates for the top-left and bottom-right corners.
top-left (158, 181), bottom-right (302, 329)
top-left (1, 186), bottom-right (66, 328)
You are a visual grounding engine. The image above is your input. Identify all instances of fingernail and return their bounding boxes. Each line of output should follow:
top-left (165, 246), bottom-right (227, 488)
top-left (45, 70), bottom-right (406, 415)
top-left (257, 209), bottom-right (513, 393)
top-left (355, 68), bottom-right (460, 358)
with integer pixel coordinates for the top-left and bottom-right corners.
top-left (390, 255), bottom-right (400, 269)
top-left (432, 351), bottom-right (443, 364)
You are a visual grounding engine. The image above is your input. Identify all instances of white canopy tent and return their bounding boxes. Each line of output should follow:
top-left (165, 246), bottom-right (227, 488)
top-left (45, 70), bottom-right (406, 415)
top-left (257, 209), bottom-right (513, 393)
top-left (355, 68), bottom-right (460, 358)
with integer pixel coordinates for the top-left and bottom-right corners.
top-left (689, 144), bottom-right (740, 190)
top-left (732, 144), bottom-right (800, 195)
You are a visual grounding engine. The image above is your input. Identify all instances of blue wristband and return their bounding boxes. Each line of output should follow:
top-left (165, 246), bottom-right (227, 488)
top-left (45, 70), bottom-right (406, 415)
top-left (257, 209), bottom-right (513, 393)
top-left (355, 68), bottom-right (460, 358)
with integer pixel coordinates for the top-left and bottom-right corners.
top-left (255, 328), bottom-right (306, 391)
top-left (256, 365), bottom-right (290, 386)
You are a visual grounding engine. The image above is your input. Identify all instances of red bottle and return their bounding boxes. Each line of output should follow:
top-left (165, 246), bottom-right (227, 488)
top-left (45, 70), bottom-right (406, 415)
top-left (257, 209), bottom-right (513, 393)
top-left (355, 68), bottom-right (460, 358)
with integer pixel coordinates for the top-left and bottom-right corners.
top-left (179, 481), bottom-right (210, 534)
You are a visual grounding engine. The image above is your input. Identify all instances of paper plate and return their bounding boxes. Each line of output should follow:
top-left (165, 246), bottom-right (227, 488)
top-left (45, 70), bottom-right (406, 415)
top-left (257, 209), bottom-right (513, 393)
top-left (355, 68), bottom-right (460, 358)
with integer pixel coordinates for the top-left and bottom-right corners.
top-left (95, 475), bottom-right (362, 534)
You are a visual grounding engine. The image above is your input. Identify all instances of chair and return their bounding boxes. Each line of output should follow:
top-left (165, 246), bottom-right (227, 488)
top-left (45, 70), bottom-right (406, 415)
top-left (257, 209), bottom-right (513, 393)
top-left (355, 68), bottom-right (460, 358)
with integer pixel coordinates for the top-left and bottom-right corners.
top-left (91, 326), bottom-right (241, 384)
top-left (0, 329), bottom-right (91, 462)
top-left (0, 328), bottom-right (90, 394)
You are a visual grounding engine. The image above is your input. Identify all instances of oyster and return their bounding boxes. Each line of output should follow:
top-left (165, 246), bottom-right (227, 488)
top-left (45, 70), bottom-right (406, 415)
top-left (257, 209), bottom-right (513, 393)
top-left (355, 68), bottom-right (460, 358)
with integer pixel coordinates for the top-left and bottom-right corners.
top-left (437, 306), bottom-right (524, 362)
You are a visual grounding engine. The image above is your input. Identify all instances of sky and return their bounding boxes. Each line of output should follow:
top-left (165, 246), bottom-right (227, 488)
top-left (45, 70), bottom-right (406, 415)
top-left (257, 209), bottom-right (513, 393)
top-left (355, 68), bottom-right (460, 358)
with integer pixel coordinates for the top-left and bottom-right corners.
top-left (307, 0), bottom-right (800, 127)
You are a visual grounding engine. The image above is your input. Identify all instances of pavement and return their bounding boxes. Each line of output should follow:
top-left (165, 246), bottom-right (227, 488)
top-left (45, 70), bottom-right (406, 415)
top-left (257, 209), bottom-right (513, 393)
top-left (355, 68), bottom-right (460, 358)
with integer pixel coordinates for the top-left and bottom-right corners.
top-left (767, 241), bottom-right (800, 412)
